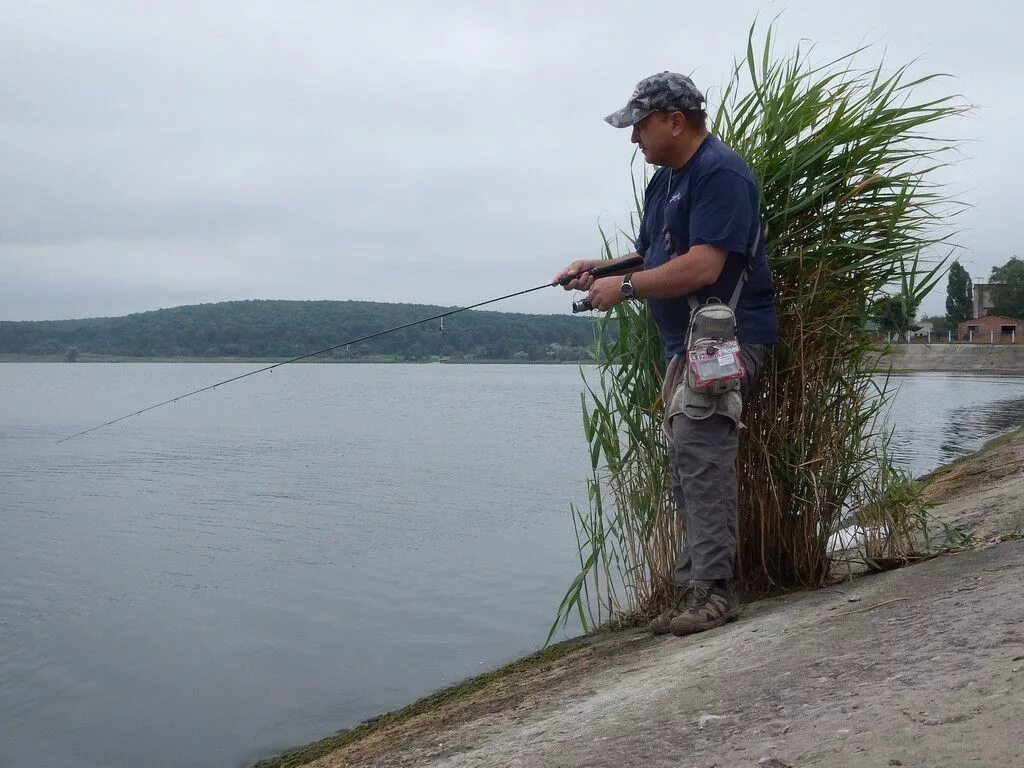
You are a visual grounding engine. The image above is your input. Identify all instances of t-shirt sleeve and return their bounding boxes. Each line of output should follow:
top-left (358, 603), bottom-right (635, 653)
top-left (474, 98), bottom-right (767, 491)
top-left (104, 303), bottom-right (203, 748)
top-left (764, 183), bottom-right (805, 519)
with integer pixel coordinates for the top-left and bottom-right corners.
top-left (688, 169), bottom-right (755, 258)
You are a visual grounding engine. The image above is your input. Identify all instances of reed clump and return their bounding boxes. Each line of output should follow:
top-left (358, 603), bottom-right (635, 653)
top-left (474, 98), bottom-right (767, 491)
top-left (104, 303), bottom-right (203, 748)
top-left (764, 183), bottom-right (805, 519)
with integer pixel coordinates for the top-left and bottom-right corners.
top-left (552, 24), bottom-right (967, 639)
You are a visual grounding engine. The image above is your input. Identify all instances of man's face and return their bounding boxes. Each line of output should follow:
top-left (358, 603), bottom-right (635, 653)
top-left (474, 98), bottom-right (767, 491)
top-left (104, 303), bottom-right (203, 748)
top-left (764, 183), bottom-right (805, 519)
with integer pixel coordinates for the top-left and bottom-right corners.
top-left (631, 112), bottom-right (677, 165)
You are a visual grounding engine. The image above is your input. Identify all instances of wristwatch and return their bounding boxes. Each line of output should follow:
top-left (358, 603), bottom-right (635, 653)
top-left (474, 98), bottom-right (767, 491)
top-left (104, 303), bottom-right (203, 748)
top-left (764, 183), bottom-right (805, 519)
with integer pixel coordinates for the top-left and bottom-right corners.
top-left (620, 273), bottom-right (635, 299)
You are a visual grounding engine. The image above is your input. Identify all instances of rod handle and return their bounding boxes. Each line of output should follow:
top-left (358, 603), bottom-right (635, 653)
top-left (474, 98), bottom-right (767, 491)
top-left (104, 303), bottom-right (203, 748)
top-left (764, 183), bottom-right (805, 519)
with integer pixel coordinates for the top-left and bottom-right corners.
top-left (556, 254), bottom-right (644, 286)
top-left (589, 254), bottom-right (644, 279)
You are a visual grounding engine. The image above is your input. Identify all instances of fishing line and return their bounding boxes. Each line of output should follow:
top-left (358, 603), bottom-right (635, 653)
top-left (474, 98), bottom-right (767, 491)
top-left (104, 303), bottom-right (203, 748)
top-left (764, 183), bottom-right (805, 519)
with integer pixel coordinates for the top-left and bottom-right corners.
top-left (57, 256), bottom-right (642, 443)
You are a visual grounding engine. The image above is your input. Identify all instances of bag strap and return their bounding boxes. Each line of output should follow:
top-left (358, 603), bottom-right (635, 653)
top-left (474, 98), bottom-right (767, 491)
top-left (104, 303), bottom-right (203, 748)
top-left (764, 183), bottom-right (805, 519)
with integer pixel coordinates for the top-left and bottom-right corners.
top-left (687, 227), bottom-right (761, 313)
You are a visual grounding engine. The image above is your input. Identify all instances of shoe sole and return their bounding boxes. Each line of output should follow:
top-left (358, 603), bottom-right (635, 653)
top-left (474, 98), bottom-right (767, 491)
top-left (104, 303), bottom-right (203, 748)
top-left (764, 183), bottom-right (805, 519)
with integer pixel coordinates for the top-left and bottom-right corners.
top-left (669, 612), bottom-right (739, 636)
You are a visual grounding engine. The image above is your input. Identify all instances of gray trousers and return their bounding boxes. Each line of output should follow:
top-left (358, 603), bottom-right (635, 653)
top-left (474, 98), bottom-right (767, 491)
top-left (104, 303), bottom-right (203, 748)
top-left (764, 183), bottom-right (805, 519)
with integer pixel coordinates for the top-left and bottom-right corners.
top-left (666, 343), bottom-right (766, 585)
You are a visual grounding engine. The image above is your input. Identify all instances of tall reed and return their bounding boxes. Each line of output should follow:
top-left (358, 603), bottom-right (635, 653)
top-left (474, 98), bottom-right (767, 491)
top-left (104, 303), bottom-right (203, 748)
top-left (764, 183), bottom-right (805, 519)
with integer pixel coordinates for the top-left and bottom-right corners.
top-left (551, 24), bottom-right (966, 639)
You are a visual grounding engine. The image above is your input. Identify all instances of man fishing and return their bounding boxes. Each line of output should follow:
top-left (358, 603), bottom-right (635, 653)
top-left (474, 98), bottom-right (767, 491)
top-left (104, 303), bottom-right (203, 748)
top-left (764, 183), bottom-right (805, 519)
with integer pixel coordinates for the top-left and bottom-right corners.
top-left (554, 72), bottom-right (778, 636)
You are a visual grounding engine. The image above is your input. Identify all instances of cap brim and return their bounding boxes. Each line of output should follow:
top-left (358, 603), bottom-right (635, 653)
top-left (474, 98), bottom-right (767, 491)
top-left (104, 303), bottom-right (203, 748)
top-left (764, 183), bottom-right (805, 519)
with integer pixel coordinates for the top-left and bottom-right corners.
top-left (604, 105), bottom-right (652, 128)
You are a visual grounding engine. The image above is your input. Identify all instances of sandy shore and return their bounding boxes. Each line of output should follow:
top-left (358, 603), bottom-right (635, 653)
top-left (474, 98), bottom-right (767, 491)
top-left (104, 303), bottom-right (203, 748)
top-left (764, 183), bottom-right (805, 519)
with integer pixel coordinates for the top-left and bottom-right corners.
top-left (258, 429), bottom-right (1024, 768)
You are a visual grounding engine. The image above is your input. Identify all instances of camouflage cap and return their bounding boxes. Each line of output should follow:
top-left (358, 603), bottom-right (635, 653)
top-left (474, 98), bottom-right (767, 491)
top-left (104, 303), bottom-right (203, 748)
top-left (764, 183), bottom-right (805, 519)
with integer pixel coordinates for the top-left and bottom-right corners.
top-left (604, 72), bottom-right (706, 128)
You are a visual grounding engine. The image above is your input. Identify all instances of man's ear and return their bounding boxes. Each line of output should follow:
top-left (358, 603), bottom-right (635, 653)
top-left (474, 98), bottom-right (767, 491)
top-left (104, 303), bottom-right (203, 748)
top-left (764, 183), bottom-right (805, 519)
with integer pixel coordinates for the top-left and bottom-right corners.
top-left (669, 111), bottom-right (686, 136)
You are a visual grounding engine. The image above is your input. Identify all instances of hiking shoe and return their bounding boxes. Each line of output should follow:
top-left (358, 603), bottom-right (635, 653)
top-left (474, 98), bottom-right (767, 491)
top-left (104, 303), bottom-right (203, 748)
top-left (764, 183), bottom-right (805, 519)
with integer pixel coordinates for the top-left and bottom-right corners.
top-left (669, 580), bottom-right (739, 636)
top-left (648, 584), bottom-right (693, 635)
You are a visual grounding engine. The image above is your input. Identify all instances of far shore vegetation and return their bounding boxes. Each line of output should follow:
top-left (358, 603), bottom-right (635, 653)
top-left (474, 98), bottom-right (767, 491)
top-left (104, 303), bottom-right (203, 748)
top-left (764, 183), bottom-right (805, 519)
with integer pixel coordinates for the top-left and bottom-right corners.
top-left (0, 299), bottom-right (611, 364)
top-left (0, 352), bottom-right (589, 364)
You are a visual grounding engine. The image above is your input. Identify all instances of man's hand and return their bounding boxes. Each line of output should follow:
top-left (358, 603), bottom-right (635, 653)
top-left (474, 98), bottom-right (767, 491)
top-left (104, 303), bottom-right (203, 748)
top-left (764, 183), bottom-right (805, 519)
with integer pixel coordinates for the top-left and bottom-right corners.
top-left (553, 260), bottom-right (599, 291)
top-left (587, 276), bottom-right (626, 311)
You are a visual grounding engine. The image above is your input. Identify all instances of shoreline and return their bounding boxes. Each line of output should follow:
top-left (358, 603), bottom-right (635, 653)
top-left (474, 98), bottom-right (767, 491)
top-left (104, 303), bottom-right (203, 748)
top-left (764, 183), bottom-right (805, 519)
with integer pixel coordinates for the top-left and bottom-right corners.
top-left (7, 344), bottom-right (1024, 375)
top-left (879, 343), bottom-right (1024, 375)
top-left (253, 427), bottom-right (1024, 768)
top-left (5, 357), bottom-right (1024, 375)
top-left (0, 355), bottom-right (589, 365)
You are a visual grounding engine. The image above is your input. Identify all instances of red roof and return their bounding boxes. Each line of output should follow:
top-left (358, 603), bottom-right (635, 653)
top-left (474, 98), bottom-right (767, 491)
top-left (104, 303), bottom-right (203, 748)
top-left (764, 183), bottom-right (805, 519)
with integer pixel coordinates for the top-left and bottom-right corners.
top-left (961, 314), bottom-right (1024, 324)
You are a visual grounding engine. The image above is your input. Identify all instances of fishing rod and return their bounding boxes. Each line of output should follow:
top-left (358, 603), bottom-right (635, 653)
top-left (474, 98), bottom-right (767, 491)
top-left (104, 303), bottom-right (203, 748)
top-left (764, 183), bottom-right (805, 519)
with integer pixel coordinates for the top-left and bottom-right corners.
top-left (57, 255), bottom-right (643, 443)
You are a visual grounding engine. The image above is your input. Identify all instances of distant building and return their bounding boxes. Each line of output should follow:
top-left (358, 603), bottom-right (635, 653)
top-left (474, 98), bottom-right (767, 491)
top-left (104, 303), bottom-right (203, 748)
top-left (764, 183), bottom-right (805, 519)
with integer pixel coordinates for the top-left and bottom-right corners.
top-left (911, 320), bottom-right (934, 338)
top-left (958, 314), bottom-right (1023, 343)
top-left (973, 281), bottom-right (1008, 318)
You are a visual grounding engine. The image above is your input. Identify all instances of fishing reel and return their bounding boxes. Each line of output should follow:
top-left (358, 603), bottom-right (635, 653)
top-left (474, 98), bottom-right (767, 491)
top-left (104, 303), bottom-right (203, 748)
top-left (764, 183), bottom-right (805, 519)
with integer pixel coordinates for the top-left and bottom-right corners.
top-left (562, 255), bottom-right (645, 314)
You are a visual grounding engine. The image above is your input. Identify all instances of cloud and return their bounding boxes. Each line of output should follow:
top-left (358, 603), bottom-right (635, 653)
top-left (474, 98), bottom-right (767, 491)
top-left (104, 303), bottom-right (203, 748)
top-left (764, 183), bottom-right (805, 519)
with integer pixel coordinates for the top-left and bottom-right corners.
top-left (0, 0), bottom-right (1015, 320)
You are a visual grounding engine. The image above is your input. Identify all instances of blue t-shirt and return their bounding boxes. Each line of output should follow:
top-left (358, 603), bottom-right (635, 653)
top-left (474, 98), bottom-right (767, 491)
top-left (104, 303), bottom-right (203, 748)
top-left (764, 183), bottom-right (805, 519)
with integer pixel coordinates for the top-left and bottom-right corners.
top-left (634, 135), bottom-right (779, 355)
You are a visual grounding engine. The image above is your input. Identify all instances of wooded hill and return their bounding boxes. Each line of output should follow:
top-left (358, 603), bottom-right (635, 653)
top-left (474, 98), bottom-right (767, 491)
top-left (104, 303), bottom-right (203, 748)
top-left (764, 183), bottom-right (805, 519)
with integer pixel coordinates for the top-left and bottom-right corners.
top-left (0, 300), bottom-right (609, 361)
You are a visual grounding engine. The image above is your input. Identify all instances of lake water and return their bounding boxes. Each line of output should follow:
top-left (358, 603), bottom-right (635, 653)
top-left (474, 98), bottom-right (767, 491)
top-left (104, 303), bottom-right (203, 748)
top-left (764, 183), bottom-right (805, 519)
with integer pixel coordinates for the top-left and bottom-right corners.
top-left (3, 365), bottom-right (1024, 768)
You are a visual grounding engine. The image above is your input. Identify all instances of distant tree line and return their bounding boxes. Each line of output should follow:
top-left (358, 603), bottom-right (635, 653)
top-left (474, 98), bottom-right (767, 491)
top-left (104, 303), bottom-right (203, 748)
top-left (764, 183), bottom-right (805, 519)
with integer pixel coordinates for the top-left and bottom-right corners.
top-left (0, 300), bottom-right (612, 361)
top-left (871, 257), bottom-right (1024, 338)
top-left (942, 257), bottom-right (1024, 326)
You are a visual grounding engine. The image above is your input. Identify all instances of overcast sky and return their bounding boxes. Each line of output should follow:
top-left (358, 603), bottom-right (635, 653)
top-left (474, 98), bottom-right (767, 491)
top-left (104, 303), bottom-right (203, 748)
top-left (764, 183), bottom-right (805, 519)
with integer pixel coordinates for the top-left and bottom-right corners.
top-left (1, 0), bottom-right (1016, 321)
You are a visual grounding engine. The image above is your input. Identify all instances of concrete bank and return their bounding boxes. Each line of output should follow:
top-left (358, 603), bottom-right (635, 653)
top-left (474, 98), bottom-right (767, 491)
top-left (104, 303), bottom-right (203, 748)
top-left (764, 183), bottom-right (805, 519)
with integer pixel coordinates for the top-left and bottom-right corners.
top-left (881, 343), bottom-right (1024, 374)
top-left (258, 430), bottom-right (1024, 768)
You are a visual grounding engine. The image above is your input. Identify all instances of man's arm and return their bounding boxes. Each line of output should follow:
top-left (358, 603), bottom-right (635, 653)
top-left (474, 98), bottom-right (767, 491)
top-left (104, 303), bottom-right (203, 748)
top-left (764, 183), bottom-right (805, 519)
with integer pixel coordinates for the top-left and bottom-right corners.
top-left (583, 245), bottom-right (724, 309)
top-left (629, 244), bottom-right (726, 299)
top-left (627, 168), bottom-right (754, 301)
